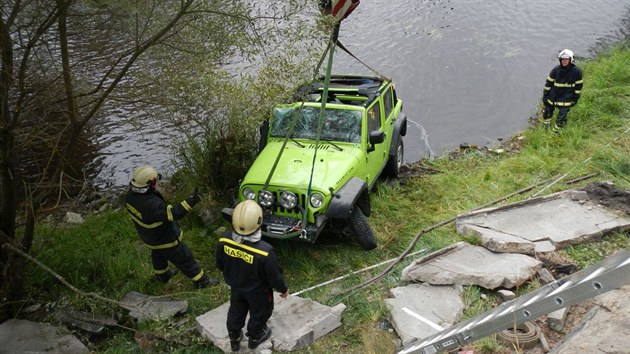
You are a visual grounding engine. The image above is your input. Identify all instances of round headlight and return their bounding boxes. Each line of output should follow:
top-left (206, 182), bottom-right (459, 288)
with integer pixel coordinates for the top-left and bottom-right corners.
top-left (280, 191), bottom-right (297, 209)
top-left (259, 190), bottom-right (274, 207)
top-left (243, 187), bottom-right (256, 200)
top-left (310, 193), bottom-right (324, 208)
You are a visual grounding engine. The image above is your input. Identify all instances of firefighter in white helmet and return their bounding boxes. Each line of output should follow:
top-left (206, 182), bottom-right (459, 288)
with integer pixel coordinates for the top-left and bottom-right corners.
top-left (215, 200), bottom-right (288, 351)
top-left (125, 165), bottom-right (217, 288)
top-left (541, 49), bottom-right (584, 132)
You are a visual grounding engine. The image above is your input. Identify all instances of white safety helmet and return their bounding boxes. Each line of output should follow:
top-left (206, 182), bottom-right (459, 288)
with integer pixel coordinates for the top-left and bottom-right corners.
top-left (130, 165), bottom-right (160, 188)
top-left (232, 200), bottom-right (263, 235)
top-left (558, 49), bottom-right (574, 64)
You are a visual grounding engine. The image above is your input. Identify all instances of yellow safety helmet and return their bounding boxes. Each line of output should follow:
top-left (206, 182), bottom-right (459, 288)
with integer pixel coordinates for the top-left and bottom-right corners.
top-left (232, 200), bottom-right (263, 235)
top-left (130, 165), bottom-right (160, 188)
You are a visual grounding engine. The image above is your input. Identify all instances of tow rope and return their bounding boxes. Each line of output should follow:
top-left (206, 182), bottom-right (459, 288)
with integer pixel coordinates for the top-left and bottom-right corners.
top-left (305, 23), bottom-right (340, 201)
top-left (335, 40), bottom-right (391, 83)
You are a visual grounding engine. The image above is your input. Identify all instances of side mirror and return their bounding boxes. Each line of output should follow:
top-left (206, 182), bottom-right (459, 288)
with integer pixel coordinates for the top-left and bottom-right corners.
top-left (369, 130), bottom-right (385, 144)
top-left (368, 131), bottom-right (385, 152)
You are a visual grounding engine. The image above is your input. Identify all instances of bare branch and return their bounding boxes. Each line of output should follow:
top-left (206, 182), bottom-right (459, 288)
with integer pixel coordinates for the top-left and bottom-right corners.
top-left (14, 6), bottom-right (59, 128)
top-left (78, 0), bottom-right (195, 130)
top-left (2, 242), bottom-right (124, 307)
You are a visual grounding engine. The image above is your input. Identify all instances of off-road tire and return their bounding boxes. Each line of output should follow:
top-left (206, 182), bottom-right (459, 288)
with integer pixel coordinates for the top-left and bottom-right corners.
top-left (385, 138), bottom-right (404, 178)
top-left (349, 205), bottom-right (377, 250)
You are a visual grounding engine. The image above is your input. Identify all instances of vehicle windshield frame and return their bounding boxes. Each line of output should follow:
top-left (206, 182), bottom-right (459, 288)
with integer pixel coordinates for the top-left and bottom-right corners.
top-left (270, 106), bottom-right (362, 143)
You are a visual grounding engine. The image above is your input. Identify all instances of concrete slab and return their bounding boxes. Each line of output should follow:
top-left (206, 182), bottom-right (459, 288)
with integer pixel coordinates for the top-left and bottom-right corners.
top-left (196, 294), bottom-right (345, 352)
top-left (119, 291), bottom-right (188, 320)
top-left (550, 284), bottom-right (630, 353)
top-left (401, 242), bottom-right (542, 289)
top-left (0, 319), bottom-right (89, 354)
top-left (54, 308), bottom-right (119, 333)
top-left (385, 284), bottom-right (464, 346)
top-left (456, 190), bottom-right (630, 253)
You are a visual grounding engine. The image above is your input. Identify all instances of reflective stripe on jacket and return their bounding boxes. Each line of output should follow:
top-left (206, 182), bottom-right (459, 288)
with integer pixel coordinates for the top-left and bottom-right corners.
top-left (216, 233), bottom-right (288, 294)
top-left (543, 64), bottom-right (583, 107)
top-left (125, 189), bottom-right (194, 248)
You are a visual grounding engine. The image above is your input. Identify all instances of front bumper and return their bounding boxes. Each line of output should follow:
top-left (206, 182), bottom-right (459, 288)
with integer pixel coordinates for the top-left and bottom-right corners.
top-left (262, 213), bottom-right (327, 243)
top-left (222, 205), bottom-right (329, 243)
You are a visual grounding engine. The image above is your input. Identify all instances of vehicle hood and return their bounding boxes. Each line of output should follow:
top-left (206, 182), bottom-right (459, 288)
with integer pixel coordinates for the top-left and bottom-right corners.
top-left (242, 141), bottom-right (362, 191)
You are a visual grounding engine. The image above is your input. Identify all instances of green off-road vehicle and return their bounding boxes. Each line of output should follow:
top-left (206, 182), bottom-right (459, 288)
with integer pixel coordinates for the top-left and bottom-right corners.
top-left (227, 75), bottom-right (407, 250)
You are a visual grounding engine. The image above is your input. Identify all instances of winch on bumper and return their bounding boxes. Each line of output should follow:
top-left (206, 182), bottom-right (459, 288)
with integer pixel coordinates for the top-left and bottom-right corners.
top-left (262, 213), bottom-right (327, 243)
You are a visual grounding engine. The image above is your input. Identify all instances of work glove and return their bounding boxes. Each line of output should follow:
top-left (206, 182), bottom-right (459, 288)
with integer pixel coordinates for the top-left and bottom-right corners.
top-left (186, 188), bottom-right (202, 207)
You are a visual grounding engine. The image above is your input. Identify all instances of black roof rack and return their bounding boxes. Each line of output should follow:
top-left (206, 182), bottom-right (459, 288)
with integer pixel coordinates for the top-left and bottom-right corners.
top-left (294, 75), bottom-right (385, 105)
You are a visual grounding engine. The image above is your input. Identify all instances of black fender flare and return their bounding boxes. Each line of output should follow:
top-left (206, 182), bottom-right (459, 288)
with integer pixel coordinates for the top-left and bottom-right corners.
top-left (327, 177), bottom-right (371, 218)
top-left (389, 112), bottom-right (407, 158)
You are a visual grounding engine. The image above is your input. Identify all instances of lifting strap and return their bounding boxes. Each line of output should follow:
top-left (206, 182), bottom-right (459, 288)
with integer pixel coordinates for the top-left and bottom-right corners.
top-left (335, 40), bottom-right (391, 83)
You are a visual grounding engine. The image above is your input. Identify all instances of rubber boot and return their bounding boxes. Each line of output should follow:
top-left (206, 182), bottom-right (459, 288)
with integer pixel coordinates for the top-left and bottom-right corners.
top-left (193, 274), bottom-right (219, 289)
top-left (541, 104), bottom-right (553, 129)
top-left (541, 118), bottom-right (552, 129)
top-left (228, 329), bottom-right (242, 352)
top-left (248, 326), bottom-right (271, 349)
top-left (154, 268), bottom-right (178, 284)
top-left (552, 123), bottom-right (562, 134)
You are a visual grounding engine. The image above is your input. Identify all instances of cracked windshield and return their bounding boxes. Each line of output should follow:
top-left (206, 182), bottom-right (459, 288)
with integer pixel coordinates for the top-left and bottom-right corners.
top-left (271, 107), bottom-right (362, 143)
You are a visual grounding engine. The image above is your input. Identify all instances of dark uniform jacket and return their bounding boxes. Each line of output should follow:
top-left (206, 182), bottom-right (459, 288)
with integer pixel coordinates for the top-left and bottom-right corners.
top-left (216, 233), bottom-right (288, 294)
top-left (543, 64), bottom-right (583, 107)
top-left (125, 189), bottom-right (197, 249)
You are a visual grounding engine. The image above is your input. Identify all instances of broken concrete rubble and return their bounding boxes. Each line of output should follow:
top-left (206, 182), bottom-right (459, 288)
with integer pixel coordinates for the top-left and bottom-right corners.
top-left (456, 189), bottom-right (630, 254)
top-left (401, 242), bottom-right (542, 289)
top-left (54, 308), bottom-right (120, 334)
top-left (384, 284), bottom-right (464, 346)
top-left (120, 291), bottom-right (188, 320)
top-left (390, 186), bottom-right (630, 353)
top-left (0, 319), bottom-right (89, 354)
top-left (549, 285), bottom-right (630, 353)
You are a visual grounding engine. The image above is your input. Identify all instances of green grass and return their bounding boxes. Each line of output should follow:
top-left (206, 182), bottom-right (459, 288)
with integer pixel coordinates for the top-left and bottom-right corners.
top-left (21, 43), bottom-right (630, 353)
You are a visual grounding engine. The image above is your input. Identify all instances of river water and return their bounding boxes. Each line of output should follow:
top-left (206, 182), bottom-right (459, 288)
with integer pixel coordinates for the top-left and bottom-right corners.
top-left (93, 0), bottom-right (630, 187)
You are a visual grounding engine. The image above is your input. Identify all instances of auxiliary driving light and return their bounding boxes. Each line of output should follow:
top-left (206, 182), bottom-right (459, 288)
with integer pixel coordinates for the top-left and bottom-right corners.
top-left (259, 190), bottom-right (274, 207)
top-left (280, 191), bottom-right (298, 209)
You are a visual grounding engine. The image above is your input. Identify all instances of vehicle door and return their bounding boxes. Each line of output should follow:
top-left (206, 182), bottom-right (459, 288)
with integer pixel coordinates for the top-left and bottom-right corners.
top-left (365, 100), bottom-right (386, 187)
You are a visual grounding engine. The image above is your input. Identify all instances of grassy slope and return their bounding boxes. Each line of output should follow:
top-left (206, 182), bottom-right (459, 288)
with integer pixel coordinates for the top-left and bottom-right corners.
top-left (25, 44), bottom-right (630, 353)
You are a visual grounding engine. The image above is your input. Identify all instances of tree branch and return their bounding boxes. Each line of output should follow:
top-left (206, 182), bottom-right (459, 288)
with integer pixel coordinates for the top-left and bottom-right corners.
top-left (2, 242), bottom-right (124, 307)
top-left (78, 0), bottom-right (195, 131)
top-left (2, 241), bottom-right (201, 321)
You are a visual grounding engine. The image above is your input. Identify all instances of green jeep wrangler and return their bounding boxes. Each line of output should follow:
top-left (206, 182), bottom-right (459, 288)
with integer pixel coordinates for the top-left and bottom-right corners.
top-left (227, 75), bottom-right (407, 250)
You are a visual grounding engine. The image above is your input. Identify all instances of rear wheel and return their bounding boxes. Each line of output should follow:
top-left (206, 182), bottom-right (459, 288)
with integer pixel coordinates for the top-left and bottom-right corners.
top-left (385, 138), bottom-right (404, 178)
top-left (349, 205), bottom-right (377, 250)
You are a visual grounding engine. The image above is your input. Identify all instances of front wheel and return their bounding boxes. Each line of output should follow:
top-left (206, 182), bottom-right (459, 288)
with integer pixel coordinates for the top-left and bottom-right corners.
top-left (385, 138), bottom-right (404, 178)
top-left (349, 205), bottom-right (377, 250)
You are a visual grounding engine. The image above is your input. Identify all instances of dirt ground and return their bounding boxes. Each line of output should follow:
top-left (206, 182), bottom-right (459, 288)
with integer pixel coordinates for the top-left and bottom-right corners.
top-left (583, 181), bottom-right (630, 215)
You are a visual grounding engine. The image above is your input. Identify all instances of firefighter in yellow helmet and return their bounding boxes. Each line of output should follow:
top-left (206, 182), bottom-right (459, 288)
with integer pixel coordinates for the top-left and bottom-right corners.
top-left (541, 49), bottom-right (584, 132)
top-left (125, 165), bottom-right (218, 288)
top-left (216, 200), bottom-right (288, 351)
